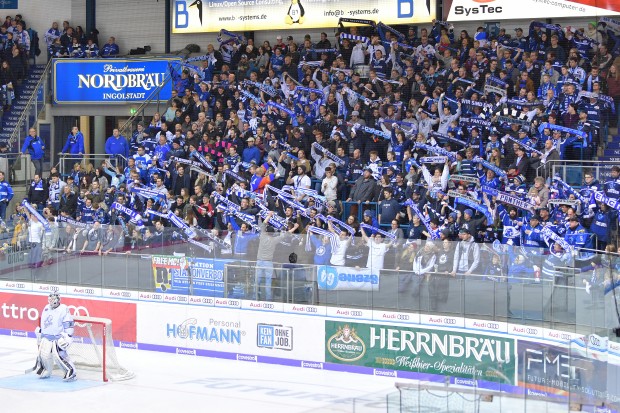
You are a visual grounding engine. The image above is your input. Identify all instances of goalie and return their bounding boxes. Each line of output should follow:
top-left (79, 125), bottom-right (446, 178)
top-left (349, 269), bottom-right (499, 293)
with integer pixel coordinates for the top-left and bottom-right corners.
top-left (33, 293), bottom-right (77, 381)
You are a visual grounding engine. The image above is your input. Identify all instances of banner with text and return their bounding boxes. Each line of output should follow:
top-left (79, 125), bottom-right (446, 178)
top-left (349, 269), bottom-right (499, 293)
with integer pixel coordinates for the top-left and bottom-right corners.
top-left (317, 265), bottom-right (379, 291)
top-left (137, 302), bottom-right (324, 359)
top-left (152, 255), bottom-right (230, 297)
top-left (447, 0), bottom-right (618, 21)
top-left (0, 291), bottom-right (137, 343)
top-left (53, 58), bottom-right (179, 104)
top-left (172, 0), bottom-right (436, 33)
top-left (325, 320), bottom-right (517, 384)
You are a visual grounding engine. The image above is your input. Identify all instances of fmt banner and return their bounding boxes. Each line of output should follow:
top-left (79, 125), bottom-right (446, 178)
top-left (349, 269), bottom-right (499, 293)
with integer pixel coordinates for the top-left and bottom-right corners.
top-left (446, 0), bottom-right (619, 21)
top-left (172, 0), bottom-right (436, 33)
top-left (53, 58), bottom-right (179, 104)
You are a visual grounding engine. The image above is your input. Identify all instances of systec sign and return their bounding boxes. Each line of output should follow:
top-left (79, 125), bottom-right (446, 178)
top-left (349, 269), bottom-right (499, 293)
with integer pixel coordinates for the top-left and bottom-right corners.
top-left (53, 58), bottom-right (179, 104)
top-left (172, 0), bottom-right (436, 33)
top-left (446, 0), bottom-right (619, 20)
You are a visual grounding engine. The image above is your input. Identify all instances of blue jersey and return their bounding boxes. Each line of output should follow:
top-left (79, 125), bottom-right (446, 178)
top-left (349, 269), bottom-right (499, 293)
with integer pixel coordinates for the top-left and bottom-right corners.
top-left (565, 224), bottom-right (594, 249)
top-left (133, 153), bottom-right (152, 180)
top-left (310, 236), bottom-right (332, 265)
top-left (604, 177), bottom-right (620, 200)
top-left (497, 205), bottom-right (521, 246)
top-left (0, 180), bottom-right (13, 203)
top-left (79, 205), bottom-right (95, 223)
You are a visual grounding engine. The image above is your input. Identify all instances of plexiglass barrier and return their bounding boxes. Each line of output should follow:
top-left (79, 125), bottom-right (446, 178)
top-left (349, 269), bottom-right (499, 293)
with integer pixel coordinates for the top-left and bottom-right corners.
top-left (1, 222), bottom-right (619, 411)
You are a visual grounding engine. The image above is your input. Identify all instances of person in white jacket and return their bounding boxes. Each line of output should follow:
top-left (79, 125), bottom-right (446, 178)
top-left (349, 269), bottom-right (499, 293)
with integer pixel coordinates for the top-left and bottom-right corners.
top-left (321, 167), bottom-right (339, 201)
top-left (311, 142), bottom-right (333, 180)
top-left (327, 220), bottom-right (352, 266)
top-left (421, 160), bottom-right (450, 197)
top-left (350, 41), bottom-right (367, 68)
top-left (437, 93), bottom-right (462, 136)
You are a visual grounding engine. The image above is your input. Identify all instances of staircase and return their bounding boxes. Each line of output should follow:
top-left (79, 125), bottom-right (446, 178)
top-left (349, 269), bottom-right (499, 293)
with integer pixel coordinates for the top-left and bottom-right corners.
top-left (595, 133), bottom-right (620, 181)
top-left (0, 64), bottom-right (47, 148)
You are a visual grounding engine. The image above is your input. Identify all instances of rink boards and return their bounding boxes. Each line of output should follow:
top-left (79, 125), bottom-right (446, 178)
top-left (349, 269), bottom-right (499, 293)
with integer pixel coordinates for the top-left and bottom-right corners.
top-left (0, 280), bottom-right (618, 406)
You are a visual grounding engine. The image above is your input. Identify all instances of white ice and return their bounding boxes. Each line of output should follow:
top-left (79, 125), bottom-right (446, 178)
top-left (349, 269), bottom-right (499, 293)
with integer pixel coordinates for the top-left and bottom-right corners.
top-left (0, 335), bottom-right (569, 413)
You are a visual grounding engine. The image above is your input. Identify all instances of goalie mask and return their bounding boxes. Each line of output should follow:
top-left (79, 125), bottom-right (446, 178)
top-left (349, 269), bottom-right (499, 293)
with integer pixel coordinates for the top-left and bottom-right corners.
top-left (48, 293), bottom-right (60, 309)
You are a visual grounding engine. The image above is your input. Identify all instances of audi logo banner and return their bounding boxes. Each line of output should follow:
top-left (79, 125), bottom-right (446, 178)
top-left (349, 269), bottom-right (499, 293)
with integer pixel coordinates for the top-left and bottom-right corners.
top-left (0, 292), bottom-right (137, 343)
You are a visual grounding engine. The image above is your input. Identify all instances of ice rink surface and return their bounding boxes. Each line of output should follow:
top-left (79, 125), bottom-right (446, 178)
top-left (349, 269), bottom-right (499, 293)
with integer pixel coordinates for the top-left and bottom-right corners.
top-left (0, 335), bottom-right (569, 413)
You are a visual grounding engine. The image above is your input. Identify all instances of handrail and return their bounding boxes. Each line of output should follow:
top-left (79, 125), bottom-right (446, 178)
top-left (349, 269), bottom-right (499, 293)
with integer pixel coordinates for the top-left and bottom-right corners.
top-left (536, 159), bottom-right (619, 178)
top-left (118, 60), bottom-right (179, 138)
top-left (58, 152), bottom-right (128, 177)
top-left (8, 58), bottom-right (52, 149)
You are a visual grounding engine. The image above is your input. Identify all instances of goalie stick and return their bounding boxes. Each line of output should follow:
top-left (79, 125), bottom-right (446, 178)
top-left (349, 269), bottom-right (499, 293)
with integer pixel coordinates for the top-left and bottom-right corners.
top-left (25, 355), bottom-right (43, 375)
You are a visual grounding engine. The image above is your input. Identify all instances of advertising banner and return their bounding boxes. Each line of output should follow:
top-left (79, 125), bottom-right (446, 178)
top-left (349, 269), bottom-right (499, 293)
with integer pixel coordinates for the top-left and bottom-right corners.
top-left (137, 302), bottom-right (324, 360)
top-left (325, 320), bottom-right (517, 384)
top-left (152, 255), bottom-right (229, 297)
top-left (446, 0), bottom-right (619, 21)
top-left (53, 58), bottom-right (178, 104)
top-left (517, 337), bottom-right (608, 400)
top-left (0, 291), bottom-right (137, 343)
top-left (317, 265), bottom-right (379, 291)
top-left (172, 0), bottom-right (436, 33)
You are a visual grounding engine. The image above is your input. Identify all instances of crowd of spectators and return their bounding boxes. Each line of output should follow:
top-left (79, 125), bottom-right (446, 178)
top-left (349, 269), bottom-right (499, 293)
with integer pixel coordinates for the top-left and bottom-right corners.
top-left (0, 14), bottom-right (39, 110)
top-left (45, 20), bottom-right (118, 58)
top-left (10, 18), bottom-right (620, 284)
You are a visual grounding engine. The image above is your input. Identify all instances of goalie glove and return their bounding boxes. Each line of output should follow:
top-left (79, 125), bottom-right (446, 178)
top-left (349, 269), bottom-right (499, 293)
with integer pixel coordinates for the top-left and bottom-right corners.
top-left (57, 333), bottom-right (72, 350)
top-left (35, 327), bottom-right (42, 346)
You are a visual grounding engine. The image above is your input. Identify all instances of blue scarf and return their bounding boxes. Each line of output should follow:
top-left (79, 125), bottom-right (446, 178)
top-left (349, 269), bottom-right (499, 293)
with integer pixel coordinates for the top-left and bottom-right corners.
top-left (414, 143), bottom-right (457, 162)
top-left (22, 201), bottom-right (51, 233)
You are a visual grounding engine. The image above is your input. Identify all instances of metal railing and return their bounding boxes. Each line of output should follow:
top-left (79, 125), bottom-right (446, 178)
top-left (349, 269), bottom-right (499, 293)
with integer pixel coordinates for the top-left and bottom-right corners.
top-left (57, 153), bottom-right (129, 178)
top-left (536, 159), bottom-right (620, 185)
top-left (8, 59), bottom-right (52, 152)
top-left (117, 59), bottom-right (178, 139)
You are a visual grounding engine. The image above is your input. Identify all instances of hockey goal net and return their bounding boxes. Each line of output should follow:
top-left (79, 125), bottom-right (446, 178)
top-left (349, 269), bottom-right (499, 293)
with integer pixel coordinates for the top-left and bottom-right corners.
top-left (69, 316), bottom-right (135, 382)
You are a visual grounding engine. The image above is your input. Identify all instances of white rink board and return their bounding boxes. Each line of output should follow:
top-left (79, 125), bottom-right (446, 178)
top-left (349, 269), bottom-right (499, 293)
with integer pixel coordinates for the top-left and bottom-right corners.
top-left (137, 302), bottom-right (324, 360)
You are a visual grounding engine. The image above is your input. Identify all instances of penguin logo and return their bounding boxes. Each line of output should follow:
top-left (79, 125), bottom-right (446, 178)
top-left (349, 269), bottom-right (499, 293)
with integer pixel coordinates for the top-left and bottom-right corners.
top-left (285, 0), bottom-right (305, 25)
top-left (190, 0), bottom-right (203, 25)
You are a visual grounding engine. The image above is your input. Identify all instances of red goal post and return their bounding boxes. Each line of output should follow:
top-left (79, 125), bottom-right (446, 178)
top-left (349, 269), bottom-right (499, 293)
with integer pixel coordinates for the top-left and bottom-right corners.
top-left (70, 316), bottom-right (135, 382)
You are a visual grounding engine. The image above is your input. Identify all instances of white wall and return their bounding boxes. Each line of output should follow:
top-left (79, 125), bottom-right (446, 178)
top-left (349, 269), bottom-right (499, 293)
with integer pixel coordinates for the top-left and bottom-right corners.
top-left (1, 0), bottom-right (72, 36)
top-left (6, 1), bottom-right (613, 58)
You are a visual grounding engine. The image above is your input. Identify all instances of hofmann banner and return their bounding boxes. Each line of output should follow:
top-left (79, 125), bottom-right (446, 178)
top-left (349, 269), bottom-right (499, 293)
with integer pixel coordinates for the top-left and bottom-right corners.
top-left (325, 321), bottom-right (517, 384)
top-left (172, 0), bottom-right (436, 33)
top-left (152, 255), bottom-right (229, 297)
top-left (53, 58), bottom-right (179, 104)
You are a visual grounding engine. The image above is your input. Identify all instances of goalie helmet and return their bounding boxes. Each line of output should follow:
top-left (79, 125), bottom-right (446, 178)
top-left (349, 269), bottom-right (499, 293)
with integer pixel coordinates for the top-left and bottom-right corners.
top-left (48, 293), bottom-right (60, 309)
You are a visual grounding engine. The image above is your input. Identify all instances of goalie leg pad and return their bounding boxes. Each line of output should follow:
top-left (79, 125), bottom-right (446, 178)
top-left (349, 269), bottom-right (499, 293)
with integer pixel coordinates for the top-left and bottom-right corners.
top-left (52, 344), bottom-right (76, 381)
top-left (38, 338), bottom-right (54, 378)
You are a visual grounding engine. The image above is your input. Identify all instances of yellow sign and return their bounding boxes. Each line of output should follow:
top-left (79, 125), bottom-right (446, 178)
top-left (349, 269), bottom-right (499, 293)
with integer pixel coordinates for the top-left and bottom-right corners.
top-left (172, 0), bottom-right (436, 33)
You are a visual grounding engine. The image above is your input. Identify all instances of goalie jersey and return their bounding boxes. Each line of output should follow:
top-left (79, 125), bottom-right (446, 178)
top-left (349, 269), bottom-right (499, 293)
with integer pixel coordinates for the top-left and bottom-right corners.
top-left (40, 303), bottom-right (74, 340)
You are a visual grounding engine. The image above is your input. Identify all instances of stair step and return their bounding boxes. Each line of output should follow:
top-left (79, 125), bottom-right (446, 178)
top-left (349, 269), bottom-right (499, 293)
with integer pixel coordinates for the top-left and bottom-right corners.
top-left (604, 148), bottom-right (620, 156)
top-left (606, 141), bottom-right (620, 150)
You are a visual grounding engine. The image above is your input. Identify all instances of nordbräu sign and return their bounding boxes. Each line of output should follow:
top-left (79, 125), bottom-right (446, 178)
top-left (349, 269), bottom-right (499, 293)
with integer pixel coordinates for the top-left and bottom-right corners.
top-left (53, 58), bottom-right (179, 104)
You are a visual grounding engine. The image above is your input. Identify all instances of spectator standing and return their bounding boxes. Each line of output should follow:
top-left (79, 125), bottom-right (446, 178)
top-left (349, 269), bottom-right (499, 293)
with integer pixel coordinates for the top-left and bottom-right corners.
top-left (0, 170), bottom-right (12, 220)
top-left (105, 129), bottom-right (129, 159)
top-left (451, 227), bottom-right (480, 277)
top-left (27, 212), bottom-right (44, 268)
top-left (61, 126), bottom-right (85, 156)
top-left (21, 127), bottom-right (45, 176)
top-left (255, 213), bottom-right (284, 301)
